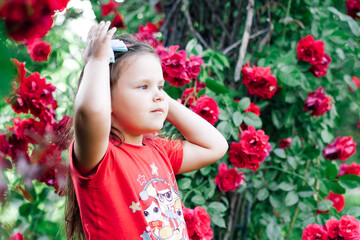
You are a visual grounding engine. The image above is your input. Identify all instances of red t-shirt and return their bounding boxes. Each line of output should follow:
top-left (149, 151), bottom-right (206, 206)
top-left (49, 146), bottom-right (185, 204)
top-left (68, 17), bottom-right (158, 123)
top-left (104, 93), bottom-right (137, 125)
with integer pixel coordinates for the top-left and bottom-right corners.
top-left (69, 137), bottom-right (190, 240)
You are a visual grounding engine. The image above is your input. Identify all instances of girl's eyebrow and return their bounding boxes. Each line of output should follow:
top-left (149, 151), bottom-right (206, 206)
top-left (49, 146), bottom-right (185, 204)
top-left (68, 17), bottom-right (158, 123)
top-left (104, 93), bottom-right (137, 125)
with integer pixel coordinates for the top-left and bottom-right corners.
top-left (133, 79), bottom-right (165, 85)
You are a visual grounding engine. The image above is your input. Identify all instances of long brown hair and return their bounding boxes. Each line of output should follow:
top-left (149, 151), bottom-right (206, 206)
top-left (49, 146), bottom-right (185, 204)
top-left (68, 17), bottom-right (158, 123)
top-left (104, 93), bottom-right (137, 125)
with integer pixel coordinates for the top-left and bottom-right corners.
top-left (65, 34), bottom-right (159, 239)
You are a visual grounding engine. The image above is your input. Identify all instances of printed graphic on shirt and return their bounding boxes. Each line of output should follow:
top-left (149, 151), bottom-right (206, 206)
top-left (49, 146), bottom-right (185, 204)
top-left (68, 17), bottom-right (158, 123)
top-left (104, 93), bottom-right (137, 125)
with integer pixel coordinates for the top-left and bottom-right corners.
top-left (133, 164), bottom-right (188, 240)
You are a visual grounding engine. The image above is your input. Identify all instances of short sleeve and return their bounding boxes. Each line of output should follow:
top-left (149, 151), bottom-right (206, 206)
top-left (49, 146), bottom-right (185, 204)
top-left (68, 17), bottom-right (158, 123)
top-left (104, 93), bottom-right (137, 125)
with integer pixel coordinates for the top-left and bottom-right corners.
top-left (153, 138), bottom-right (184, 174)
top-left (68, 139), bottom-right (115, 187)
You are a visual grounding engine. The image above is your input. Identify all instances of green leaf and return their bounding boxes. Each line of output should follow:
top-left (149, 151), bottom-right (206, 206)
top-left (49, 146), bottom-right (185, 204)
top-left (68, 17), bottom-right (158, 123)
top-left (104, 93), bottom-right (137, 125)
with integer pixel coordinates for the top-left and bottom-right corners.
top-left (19, 203), bottom-right (32, 217)
top-left (191, 195), bottom-right (206, 205)
top-left (325, 163), bottom-right (338, 180)
top-left (165, 86), bottom-right (182, 99)
top-left (321, 129), bottom-right (333, 143)
top-left (209, 201), bottom-right (227, 213)
top-left (243, 112), bottom-right (262, 128)
top-left (238, 97), bottom-right (251, 111)
top-left (284, 106), bottom-right (295, 128)
top-left (270, 195), bottom-right (282, 208)
top-left (205, 78), bottom-right (229, 93)
top-left (214, 52), bottom-right (230, 68)
top-left (211, 214), bottom-right (226, 228)
top-left (278, 182), bottom-right (294, 191)
top-left (274, 148), bottom-right (286, 159)
top-left (344, 207), bottom-right (360, 217)
top-left (204, 180), bottom-right (216, 199)
top-left (257, 188), bottom-right (269, 201)
top-left (36, 221), bottom-right (59, 236)
top-left (285, 191), bottom-right (299, 206)
top-left (266, 222), bottom-right (281, 240)
top-left (200, 165), bottom-right (211, 176)
top-left (271, 111), bottom-right (283, 129)
top-left (317, 199), bottom-right (333, 211)
top-left (277, 65), bottom-right (303, 87)
top-left (185, 39), bottom-right (198, 54)
top-left (338, 175), bottom-right (360, 189)
top-left (232, 111), bottom-right (243, 126)
top-left (216, 121), bottom-right (232, 139)
top-left (178, 178), bottom-right (192, 190)
top-left (328, 181), bottom-right (346, 194)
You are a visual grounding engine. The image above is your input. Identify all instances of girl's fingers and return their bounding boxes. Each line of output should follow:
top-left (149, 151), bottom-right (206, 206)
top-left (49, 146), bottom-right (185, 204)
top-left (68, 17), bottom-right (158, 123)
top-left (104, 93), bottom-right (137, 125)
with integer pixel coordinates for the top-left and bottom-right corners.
top-left (105, 27), bottom-right (117, 41)
top-left (99, 21), bottom-right (111, 40)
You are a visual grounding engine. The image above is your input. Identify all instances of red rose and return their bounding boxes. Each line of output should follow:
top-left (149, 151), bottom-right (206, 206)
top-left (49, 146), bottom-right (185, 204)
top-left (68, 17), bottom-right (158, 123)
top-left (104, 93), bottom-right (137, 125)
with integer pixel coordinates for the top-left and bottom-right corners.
top-left (182, 205), bottom-right (213, 240)
top-left (134, 23), bottom-right (162, 48)
top-left (346, 0), bottom-right (360, 20)
top-left (111, 11), bottom-right (126, 29)
top-left (181, 82), bottom-right (206, 107)
top-left (0, 0), bottom-right (54, 42)
top-left (241, 62), bottom-right (278, 99)
top-left (27, 39), bottom-right (52, 62)
top-left (302, 224), bottom-right (328, 240)
top-left (326, 219), bottom-right (339, 239)
top-left (349, 76), bottom-right (360, 92)
top-left (338, 162), bottom-right (360, 177)
top-left (339, 215), bottom-right (360, 240)
top-left (240, 126), bottom-right (270, 159)
top-left (303, 87), bottom-right (333, 117)
top-left (9, 233), bottom-right (24, 240)
top-left (6, 71), bottom-right (58, 124)
top-left (309, 54), bottom-right (332, 78)
top-left (279, 138), bottom-right (292, 149)
top-left (43, 0), bottom-right (70, 12)
top-left (296, 35), bottom-right (325, 65)
top-left (182, 206), bottom-right (195, 236)
top-left (325, 191), bottom-right (345, 212)
top-left (244, 102), bottom-right (260, 116)
top-left (228, 143), bottom-right (264, 171)
top-left (101, 0), bottom-right (120, 17)
top-left (191, 95), bottom-right (220, 125)
top-left (193, 207), bottom-right (213, 239)
top-left (157, 45), bottom-right (191, 87)
top-left (187, 55), bottom-right (204, 80)
top-left (215, 163), bottom-right (245, 192)
top-left (0, 0), bottom-right (29, 23)
top-left (323, 136), bottom-right (357, 161)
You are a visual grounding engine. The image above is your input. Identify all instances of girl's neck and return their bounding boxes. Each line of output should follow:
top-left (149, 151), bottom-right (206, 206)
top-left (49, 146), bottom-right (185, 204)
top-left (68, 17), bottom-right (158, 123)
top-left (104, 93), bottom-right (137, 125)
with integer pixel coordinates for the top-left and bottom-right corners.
top-left (123, 134), bottom-right (144, 146)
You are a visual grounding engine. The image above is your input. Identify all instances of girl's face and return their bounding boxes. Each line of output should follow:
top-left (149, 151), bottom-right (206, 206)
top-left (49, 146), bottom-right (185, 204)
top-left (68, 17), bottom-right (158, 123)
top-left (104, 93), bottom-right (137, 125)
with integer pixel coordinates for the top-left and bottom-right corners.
top-left (111, 54), bottom-right (168, 141)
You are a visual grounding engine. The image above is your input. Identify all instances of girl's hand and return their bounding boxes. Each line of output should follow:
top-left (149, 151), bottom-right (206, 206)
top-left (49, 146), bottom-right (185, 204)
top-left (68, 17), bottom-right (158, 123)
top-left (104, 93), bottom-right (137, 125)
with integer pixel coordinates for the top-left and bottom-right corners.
top-left (83, 21), bottom-right (117, 64)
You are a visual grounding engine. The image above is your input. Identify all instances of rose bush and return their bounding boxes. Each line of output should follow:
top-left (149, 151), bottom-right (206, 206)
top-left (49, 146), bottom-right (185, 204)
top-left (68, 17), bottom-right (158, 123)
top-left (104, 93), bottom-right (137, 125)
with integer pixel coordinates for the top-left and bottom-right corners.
top-left (1, 0), bottom-right (360, 239)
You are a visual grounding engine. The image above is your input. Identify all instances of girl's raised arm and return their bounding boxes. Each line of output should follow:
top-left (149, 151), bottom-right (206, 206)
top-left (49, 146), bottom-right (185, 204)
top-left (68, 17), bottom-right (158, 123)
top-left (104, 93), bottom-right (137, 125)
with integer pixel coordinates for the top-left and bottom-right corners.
top-left (73, 21), bottom-right (117, 173)
top-left (165, 95), bottom-right (229, 174)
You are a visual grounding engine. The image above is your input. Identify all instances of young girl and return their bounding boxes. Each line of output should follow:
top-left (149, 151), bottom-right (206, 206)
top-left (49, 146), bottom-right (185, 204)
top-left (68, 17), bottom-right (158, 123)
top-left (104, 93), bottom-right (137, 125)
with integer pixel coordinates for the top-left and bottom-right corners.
top-left (65, 21), bottom-right (228, 240)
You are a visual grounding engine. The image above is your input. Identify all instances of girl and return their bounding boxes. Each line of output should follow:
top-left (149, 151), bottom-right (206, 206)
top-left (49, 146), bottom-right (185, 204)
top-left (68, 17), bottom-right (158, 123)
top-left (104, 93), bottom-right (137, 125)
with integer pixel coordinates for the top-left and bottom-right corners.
top-left (65, 21), bottom-right (228, 240)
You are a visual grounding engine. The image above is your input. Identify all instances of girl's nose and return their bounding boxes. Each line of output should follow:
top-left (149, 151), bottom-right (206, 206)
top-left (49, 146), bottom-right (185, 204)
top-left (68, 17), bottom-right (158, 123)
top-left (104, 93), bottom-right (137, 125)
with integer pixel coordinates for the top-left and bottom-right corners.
top-left (153, 90), bottom-right (164, 102)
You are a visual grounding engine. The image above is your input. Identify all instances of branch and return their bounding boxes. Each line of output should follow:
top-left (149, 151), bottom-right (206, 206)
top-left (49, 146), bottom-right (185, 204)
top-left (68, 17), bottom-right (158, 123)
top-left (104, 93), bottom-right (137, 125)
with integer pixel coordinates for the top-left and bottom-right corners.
top-left (181, 0), bottom-right (210, 49)
top-left (159, 0), bottom-right (182, 33)
top-left (222, 28), bottom-right (268, 55)
top-left (234, 0), bottom-right (255, 82)
top-left (223, 192), bottom-right (240, 240)
top-left (258, 0), bottom-right (273, 52)
top-left (203, 0), bottom-right (231, 39)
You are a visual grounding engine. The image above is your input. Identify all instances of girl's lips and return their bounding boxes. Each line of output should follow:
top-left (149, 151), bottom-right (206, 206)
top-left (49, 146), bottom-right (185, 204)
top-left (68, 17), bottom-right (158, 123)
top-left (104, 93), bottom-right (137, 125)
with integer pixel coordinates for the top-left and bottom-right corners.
top-left (151, 108), bottom-right (164, 113)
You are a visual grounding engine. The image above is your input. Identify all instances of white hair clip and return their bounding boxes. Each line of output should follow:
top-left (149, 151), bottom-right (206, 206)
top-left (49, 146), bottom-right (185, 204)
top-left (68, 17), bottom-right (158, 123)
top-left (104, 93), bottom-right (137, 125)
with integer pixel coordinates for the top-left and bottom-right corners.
top-left (110, 39), bottom-right (128, 63)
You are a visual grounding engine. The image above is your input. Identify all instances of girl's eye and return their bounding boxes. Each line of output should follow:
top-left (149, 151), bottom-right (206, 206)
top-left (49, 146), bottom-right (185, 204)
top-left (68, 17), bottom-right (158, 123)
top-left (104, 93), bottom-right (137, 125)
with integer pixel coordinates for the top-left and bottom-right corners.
top-left (158, 85), bottom-right (164, 90)
top-left (139, 85), bottom-right (148, 90)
